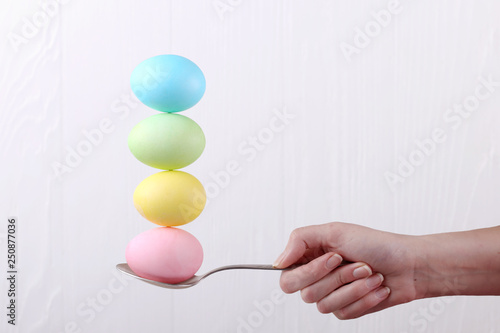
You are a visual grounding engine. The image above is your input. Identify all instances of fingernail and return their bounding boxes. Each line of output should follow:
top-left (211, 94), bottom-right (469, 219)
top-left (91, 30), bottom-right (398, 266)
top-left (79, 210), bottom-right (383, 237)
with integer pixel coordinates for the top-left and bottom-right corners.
top-left (326, 254), bottom-right (343, 269)
top-left (366, 273), bottom-right (384, 288)
top-left (273, 252), bottom-right (286, 268)
top-left (353, 265), bottom-right (372, 279)
top-left (375, 286), bottom-right (390, 299)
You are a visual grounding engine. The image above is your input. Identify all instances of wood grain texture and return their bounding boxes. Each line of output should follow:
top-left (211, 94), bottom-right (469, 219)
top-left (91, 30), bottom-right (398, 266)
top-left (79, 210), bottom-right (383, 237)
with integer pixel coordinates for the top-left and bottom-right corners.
top-left (1, 0), bottom-right (500, 332)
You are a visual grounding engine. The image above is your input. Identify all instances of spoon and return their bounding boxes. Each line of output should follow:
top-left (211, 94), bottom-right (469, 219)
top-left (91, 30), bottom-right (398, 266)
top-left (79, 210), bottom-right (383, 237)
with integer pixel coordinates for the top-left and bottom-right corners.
top-left (116, 263), bottom-right (283, 289)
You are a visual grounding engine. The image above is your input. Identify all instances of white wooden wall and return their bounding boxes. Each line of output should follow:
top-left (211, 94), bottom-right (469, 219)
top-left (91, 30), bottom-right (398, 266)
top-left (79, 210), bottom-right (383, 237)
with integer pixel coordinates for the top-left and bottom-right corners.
top-left (1, 0), bottom-right (500, 332)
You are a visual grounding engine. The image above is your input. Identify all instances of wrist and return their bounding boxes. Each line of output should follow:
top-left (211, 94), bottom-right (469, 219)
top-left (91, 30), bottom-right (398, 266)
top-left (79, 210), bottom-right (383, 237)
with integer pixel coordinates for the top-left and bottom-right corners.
top-left (412, 234), bottom-right (460, 299)
top-left (412, 227), bottom-right (500, 299)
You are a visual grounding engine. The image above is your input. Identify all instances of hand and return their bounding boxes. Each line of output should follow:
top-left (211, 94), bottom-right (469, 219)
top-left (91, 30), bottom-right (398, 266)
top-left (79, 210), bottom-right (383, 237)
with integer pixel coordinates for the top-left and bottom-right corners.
top-left (274, 222), bottom-right (419, 319)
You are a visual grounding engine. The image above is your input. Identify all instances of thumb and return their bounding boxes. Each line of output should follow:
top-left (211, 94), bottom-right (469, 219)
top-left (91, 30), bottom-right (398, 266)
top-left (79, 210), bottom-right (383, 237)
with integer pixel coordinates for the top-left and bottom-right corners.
top-left (273, 224), bottom-right (333, 269)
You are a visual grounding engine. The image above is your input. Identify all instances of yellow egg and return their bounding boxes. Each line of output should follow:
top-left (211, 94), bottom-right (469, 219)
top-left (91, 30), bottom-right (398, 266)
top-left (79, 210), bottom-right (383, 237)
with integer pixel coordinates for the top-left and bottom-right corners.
top-left (133, 171), bottom-right (206, 226)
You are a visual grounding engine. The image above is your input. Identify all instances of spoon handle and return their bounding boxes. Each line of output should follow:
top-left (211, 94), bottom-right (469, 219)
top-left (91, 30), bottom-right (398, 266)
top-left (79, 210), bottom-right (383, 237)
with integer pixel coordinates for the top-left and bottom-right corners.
top-left (201, 264), bottom-right (281, 280)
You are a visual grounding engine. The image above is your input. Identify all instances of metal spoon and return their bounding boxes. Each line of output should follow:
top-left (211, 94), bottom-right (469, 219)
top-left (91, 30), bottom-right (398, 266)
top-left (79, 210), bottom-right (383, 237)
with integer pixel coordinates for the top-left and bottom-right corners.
top-left (116, 263), bottom-right (282, 289)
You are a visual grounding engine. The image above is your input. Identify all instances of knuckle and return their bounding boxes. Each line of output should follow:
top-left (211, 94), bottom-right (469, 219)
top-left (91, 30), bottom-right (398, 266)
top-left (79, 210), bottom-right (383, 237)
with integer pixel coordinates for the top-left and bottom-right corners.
top-left (333, 271), bottom-right (346, 287)
top-left (279, 276), bottom-right (297, 294)
top-left (333, 310), bottom-right (345, 320)
top-left (333, 309), bottom-right (352, 320)
top-left (279, 279), bottom-right (293, 294)
top-left (300, 288), bottom-right (315, 303)
top-left (316, 301), bottom-right (331, 314)
top-left (289, 228), bottom-right (302, 241)
top-left (326, 222), bottom-right (345, 242)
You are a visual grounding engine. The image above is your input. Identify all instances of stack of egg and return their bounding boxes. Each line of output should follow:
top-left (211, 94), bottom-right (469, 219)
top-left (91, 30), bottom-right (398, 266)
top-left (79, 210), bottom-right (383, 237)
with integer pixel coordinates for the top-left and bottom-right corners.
top-left (125, 55), bottom-right (207, 284)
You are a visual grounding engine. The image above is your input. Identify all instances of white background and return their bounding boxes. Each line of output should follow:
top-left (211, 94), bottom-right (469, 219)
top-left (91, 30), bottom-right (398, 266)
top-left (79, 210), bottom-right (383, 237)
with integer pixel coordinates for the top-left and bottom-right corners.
top-left (1, 0), bottom-right (500, 332)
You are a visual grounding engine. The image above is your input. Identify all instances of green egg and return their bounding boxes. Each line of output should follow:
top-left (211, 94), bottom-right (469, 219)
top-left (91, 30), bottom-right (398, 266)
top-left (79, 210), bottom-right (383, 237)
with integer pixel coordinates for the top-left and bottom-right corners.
top-left (128, 113), bottom-right (205, 170)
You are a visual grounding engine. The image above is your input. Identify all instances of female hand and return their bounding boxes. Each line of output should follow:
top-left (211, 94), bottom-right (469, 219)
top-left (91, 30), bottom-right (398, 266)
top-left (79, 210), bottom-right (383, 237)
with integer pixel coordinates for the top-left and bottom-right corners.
top-left (274, 222), bottom-right (419, 319)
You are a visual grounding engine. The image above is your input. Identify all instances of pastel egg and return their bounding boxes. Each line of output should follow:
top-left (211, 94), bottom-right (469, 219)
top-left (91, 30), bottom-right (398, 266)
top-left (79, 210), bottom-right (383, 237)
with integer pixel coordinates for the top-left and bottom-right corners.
top-left (133, 171), bottom-right (206, 226)
top-left (130, 54), bottom-right (206, 112)
top-left (126, 227), bottom-right (203, 284)
top-left (128, 113), bottom-right (205, 170)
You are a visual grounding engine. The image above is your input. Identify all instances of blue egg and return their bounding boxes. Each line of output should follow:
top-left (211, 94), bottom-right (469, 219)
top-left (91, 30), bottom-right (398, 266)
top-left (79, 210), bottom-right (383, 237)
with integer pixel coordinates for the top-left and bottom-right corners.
top-left (130, 55), bottom-right (206, 113)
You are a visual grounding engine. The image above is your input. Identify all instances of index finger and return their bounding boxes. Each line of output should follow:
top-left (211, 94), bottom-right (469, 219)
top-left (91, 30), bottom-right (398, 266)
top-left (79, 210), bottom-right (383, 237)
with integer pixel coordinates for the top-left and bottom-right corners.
top-left (274, 224), bottom-right (334, 269)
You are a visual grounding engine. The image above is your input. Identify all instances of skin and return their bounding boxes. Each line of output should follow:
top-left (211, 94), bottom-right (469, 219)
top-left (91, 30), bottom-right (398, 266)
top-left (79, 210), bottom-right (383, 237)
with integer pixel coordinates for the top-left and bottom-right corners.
top-left (274, 222), bottom-right (500, 319)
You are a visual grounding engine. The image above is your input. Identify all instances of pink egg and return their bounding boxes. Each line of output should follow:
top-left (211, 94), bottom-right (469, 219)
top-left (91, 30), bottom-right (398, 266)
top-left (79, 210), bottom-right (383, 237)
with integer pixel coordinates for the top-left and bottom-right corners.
top-left (126, 227), bottom-right (203, 284)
